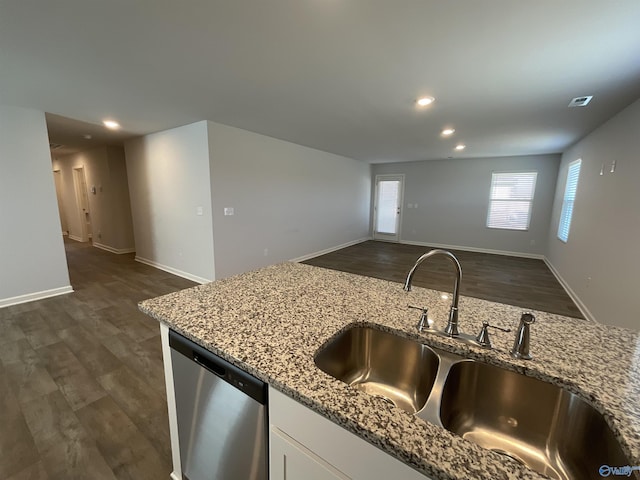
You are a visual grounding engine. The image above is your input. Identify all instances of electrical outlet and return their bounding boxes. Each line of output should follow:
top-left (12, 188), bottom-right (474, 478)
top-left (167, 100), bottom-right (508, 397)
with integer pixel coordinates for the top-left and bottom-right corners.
top-left (224, 207), bottom-right (234, 216)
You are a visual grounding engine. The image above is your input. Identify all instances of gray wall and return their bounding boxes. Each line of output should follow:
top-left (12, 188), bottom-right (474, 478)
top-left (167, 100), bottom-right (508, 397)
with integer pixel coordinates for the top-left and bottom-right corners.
top-left (372, 154), bottom-right (561, 256)
top-left (125, 121), bottom-right (216, 283)
top-left (208, 121), bottom-right (371, 279)
top-left (52, 146), bottom-right (135, 252)
top-left (547, 98), bottom-right (640, 330)
top-left (105, 146), bottom-right (136, 251)
top-left (0, 105), bottom-right (71, 305)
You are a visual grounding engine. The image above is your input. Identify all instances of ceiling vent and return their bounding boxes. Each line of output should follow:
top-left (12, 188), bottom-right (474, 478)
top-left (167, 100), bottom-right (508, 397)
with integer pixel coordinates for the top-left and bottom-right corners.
top-left (49, 143), bottom-right (64, 150)
top-left (568, 96), bottom-right (593, 107)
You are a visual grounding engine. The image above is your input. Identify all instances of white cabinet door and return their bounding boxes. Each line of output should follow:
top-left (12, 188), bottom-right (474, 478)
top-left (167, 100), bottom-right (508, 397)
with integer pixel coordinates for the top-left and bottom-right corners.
top-left (269, 388), bottom-right (432, 480)
top-left (270, 426), bottom-right (350, 480)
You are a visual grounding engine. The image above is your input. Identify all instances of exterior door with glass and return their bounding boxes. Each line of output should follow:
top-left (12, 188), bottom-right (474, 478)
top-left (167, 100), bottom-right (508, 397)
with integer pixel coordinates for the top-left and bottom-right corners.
top-left (373, 175), bottom-right (404, 242)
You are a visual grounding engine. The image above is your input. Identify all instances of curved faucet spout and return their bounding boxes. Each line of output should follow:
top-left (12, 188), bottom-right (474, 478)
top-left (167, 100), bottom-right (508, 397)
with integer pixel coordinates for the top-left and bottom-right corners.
top-left (403, 249), bottom-right (462, 337)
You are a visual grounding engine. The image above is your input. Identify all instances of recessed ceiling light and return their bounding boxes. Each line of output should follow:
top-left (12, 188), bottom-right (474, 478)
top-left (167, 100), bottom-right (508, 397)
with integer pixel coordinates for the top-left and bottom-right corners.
top-left (416, 96), bottom-right (435, 107)
top-left (103, 120), bottom-right (120, 130)
top-left (83, 134), bottom-right (92, 140)
top-left (455, 144), bottom-right (466, 151)
top-left (441, 128), bottom-right (455, 136)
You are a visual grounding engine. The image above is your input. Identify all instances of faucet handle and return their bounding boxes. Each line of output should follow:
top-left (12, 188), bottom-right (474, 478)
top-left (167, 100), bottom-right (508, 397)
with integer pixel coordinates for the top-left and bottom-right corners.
top-left (475, 321), bottom-right (511, 349)
top-left (408, 305), bottom-right (430, 332)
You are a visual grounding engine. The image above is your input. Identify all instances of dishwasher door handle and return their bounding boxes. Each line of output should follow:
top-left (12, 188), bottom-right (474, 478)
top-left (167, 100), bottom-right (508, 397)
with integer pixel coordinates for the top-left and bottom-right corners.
top-left (193, 352), bottom-right (226, 377)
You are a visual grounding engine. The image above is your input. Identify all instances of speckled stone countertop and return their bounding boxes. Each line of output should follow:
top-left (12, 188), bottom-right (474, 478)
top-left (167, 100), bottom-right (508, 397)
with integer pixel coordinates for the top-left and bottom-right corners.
top-left (139, 262), bottom-right (640, 480)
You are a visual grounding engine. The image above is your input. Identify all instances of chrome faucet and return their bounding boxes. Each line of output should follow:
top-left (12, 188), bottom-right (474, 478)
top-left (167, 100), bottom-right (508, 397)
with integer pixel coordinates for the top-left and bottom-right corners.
top-left (511, 312), bottom-right (535, 360)
top-left (403, 249), bottom-right (462, 337)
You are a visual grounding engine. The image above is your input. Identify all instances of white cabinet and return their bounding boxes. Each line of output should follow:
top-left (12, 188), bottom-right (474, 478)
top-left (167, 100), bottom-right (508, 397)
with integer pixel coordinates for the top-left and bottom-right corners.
top-left (269, 387), bottom-right (431, 480)
top-left (271, 426), bottom-right (350, 480)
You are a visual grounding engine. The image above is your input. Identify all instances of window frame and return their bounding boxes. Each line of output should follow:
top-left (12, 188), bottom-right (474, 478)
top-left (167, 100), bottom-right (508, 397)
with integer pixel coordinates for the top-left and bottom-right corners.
top-left (557, 159), bottom-right (582, 243)
top-left (486, 171), bottom-right (538, 231)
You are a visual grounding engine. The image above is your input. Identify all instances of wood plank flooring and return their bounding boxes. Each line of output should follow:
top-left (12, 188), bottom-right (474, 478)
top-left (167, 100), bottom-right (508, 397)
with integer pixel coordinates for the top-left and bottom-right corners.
top-left (0, 237), bottom-right (582, 479)
top-left (0, 239), bottom-right (196, 480)
top-left (303, 241), bottom-right (583, 319)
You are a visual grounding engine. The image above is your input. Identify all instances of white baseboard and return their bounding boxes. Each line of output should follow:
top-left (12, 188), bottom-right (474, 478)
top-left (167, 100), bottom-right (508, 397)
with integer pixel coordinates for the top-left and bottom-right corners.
top-left (0, 285), bottom-right (73, 308)
top-left (399, 239), bottom-right (545, 260)
top-left (93, 242), bottom-right (136, 255)
top-left (543, 257), bottom-right (598, 323)
top-left (135, 256), bottom-right (211, 285)
top-left (289, 237), bottom-right (372, 263)
top-left (68, 234), bottom-right (84, 242)
top-left (170, 473), bottom-right (181, 480)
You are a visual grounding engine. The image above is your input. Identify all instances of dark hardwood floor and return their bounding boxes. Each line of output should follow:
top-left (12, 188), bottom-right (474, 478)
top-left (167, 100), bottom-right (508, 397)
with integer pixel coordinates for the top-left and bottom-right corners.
top-left (0, 239), bottom-right (196, 480)
top-left (0, 237), bottom-right (582, 479)
top-left (303, 241), bottom-right (582, 319)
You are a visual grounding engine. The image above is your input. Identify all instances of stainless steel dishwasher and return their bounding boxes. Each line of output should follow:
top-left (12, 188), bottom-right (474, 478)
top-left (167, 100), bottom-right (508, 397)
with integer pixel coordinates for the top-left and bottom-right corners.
top-left (169, 330), bottom-right (268, 480)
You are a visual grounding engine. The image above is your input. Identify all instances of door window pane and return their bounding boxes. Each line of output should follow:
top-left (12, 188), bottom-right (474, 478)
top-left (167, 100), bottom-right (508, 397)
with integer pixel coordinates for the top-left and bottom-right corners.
top-left (376, 180), bottom-right (399, 234)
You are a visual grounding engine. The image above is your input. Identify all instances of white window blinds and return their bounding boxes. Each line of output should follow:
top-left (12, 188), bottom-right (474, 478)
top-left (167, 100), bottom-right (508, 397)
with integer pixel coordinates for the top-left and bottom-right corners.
top-left (486, 172), bottom-right (537, 230)
top-left (557, 159), bottom-right (581, 243)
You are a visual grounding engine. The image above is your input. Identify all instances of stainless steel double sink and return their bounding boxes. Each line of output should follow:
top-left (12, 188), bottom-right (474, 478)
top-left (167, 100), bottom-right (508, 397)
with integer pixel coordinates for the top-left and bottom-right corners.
top-left (314, 325), bottom-right (635, 480)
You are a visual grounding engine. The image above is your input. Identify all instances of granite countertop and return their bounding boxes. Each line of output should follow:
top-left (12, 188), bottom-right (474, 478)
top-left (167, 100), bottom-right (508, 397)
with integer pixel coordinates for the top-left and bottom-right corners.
top-left (139, 262), bottom-right (640, 480)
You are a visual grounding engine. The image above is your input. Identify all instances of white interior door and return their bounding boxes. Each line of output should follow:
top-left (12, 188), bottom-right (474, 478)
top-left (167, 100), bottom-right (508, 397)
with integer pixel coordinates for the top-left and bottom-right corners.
top-left (373, 175), bottom-right (404, 242)
top-left (73, 166), bottom-right (92, 242)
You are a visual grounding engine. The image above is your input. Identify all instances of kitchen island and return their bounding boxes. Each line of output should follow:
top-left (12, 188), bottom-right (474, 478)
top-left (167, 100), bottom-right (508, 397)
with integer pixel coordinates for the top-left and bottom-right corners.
top-left (140, 262), bottom-right (640, 480)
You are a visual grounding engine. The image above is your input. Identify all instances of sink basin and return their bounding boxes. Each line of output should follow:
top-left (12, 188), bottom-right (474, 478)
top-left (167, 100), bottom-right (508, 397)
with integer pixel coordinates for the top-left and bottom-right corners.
top-left (315, 325), bottom-right (636, 479)
top-left (314, 326), bottom-right (440, 414)
top-left (439, 361), bottom-right (636, 480)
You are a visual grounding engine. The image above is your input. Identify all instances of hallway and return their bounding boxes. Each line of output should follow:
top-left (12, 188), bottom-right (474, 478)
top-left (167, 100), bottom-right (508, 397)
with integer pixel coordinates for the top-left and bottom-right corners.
top-left (0, 239), bottom-right (195, 480)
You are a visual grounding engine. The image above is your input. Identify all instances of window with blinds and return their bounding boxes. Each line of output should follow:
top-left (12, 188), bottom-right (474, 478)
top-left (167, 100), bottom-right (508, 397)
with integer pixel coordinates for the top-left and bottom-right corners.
top-left (557, 159), bottom-right (581, 242)
top-left (486, 172), bottom-right (538, 230)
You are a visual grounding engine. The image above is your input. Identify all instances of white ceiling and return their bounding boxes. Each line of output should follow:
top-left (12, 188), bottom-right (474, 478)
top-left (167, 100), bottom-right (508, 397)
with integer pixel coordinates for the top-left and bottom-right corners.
top-left (45, 113), bottom-right (135, 156)
top-left (1, 1), bottom-right (639, 163)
